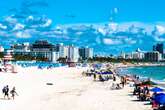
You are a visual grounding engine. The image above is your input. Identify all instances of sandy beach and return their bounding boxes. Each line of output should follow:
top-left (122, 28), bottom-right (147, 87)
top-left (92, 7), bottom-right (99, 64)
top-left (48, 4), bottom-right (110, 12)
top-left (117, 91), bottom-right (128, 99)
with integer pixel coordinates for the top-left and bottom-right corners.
top-left (0, 66), bottom-right (151, 110)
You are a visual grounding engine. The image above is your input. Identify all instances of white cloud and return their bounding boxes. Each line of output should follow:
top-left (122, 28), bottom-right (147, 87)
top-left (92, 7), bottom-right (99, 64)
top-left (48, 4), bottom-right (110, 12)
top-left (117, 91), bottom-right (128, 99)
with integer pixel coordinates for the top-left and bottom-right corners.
top-left (0, 24), bottom-right (7, 30)
top-left (0, 31), bottom-right (10, 37)
top-left (27, 15), bottom-right (34, 21)
top-left (154, 36), bottom-right (165, 42)
top-left (124, 38), bottom-right (137, 44)
top-left (108, 23), bottom-right (118, 32)
top-left (155, 25), bottom-right (165, 35)
top-left (103, 38), bottom-right (122, 45)
top-left (42, 19), bottom-right (52, 27)
top-left (97, 28), bottom-right (106, 35)
top-left (15, 31), bottom-right (31, 38)
top-left (76, 32), bottom-right (83, 35)
top-left (13, 23), bottom-right (25, 31)
top-left (5, 16), bottom-right (17, 24)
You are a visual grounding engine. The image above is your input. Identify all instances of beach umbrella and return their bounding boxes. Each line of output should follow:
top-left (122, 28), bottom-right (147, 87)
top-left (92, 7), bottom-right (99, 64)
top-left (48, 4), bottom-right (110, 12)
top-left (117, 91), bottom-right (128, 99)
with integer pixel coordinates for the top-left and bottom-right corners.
top-left (150, 87), bottom-right (164, 93)
top-left (108, 71), bottom-right (113, 74)
top-left (100, 71), bottom-right (113, 75)
top-left (154, 93), bottom-right (165, 105)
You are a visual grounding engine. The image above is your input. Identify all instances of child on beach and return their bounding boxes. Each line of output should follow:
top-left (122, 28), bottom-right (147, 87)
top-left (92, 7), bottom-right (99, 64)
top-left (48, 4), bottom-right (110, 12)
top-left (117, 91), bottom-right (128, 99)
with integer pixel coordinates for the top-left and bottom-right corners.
top-left (10, 87), bottom-right (18, 100)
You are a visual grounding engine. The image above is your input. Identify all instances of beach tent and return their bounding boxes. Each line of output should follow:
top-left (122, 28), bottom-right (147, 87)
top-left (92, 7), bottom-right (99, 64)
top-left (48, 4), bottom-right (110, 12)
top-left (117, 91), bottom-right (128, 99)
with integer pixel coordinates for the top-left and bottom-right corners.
top-left (150, 87), bottom-right (164, 93)
top-left (154, 93), bottom-right (165, 105)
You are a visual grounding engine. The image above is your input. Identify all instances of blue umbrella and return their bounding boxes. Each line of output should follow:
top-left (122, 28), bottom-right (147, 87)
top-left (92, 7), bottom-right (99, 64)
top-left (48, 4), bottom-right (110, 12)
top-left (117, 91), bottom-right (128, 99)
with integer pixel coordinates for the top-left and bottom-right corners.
top-left (154, 93), bottom-right (165, 105)
top-left (102, 72), bottom-right (107, 74)
top-left (104, 71), bottom-right (113, 74)
top-left (150, 87), bottom-right (164, 92)
top-left (107, 71), bottom-right (113, 74)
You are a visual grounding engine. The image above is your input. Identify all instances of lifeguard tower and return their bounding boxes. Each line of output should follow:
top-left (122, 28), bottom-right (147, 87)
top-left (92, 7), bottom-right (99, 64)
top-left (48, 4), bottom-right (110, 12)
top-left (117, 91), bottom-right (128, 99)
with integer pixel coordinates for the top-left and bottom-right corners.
top-left (2, 51), bottom-right (17, 73)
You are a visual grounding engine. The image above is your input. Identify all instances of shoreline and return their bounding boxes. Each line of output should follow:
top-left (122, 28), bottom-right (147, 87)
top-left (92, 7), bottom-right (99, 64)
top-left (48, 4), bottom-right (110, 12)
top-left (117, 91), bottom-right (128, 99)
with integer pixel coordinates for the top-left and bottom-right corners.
top-left (113, 63), bottom-right (165, 89)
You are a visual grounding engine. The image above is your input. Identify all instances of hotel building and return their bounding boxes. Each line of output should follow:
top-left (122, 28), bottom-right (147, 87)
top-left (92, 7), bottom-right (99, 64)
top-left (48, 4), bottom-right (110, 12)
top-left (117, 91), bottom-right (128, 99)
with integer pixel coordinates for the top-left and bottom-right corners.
top-left (30, 40), bottom-right (56, 61)
top-left (144, 51), bottom-right (162, 62)
top-left (56, 43), bottom-right (68, 58)
top-left (68, 45), bottom-right (79, 62)
top-left (79, 47), bottom-right (94, 60)
top-left (12, 43), bottom-right (31, 55)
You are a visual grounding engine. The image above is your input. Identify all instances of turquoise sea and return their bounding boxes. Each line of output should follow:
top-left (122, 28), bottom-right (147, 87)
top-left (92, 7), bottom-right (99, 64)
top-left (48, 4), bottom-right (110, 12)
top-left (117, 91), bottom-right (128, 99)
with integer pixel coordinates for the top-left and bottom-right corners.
top-left (117, 66), bottom-right (165, 81)
top-left (13, 61), bottom-right (65, 68)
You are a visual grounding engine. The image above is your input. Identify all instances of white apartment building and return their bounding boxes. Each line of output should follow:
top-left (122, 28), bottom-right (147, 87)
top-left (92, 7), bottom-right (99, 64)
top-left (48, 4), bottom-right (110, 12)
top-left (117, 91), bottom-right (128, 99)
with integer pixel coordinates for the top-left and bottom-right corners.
top-left (68, 45), bottom-right (79, 62)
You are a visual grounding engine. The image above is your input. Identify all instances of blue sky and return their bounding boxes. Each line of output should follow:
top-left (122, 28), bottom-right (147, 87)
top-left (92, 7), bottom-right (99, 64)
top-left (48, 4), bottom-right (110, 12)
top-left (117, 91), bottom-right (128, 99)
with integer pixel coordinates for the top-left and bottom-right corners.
top-left (1, 0), bottom-right (165, 24)
top-left (0, 0), bottom-right (165, 55)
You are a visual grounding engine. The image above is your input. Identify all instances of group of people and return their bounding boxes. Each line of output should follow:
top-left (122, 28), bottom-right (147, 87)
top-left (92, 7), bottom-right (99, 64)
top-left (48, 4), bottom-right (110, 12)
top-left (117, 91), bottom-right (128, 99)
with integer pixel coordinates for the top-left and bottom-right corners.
top-left (2, 85), bottom-right (18, 100)
top-left (92, 72), bottom-right (114, 82)
top-left (111, 76), bottom-right (127, 90)
top-left (133, 85), bottom-right (150, 101)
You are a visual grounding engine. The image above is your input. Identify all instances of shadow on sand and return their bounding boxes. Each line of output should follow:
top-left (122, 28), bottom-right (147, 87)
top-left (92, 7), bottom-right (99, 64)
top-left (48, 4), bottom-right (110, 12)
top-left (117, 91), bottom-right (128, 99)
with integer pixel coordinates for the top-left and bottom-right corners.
top-left (0, 98), bottom-right (11, 100)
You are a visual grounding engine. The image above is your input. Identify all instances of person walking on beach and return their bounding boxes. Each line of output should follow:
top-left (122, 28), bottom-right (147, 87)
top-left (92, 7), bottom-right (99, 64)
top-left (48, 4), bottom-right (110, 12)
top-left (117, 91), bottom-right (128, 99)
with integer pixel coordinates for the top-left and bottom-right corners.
top-left (2, 85), bottom-right (9, 99)
top-left (10, 87), bottom-right (18, 100)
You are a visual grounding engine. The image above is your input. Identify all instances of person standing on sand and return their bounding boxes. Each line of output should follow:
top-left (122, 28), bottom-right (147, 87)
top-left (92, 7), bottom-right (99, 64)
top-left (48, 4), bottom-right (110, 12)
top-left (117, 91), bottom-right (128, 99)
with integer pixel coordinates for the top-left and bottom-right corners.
top-left (10, 87), bottom-right (18, 100)
top-left (93, 73), bottom-right (96, 81)
top-left (113, 74), bottom-right (116, 81)
top-left (3, 85), bottom-right (9, 99)
top-left (121, 77), bottom-right (124, 88)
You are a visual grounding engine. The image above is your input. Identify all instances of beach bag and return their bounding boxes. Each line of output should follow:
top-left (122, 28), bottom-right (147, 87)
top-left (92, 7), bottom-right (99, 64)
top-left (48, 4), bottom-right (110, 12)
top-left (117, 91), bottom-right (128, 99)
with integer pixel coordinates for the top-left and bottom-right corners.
top-left (152, 101), bottom-right (159, 109)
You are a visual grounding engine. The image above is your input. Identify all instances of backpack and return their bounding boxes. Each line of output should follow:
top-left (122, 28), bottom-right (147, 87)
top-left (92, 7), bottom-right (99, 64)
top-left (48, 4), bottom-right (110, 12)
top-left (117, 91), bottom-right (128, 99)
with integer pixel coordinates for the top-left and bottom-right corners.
top-left (2, 87), bottom-right (6, 93)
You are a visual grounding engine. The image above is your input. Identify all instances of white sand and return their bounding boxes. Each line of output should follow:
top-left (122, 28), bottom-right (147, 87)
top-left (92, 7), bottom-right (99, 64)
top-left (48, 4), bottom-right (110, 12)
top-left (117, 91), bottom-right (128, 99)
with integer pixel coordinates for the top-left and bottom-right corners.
top-left (0, 66), bottom-right (151, 110)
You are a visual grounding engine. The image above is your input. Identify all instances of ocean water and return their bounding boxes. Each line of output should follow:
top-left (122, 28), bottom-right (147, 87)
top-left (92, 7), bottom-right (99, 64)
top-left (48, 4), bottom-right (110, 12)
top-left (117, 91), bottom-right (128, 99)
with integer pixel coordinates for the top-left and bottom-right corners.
top-left (117, 66), bottom-right (165, 81)
top-left (13, 61), bottom-right (65, 68)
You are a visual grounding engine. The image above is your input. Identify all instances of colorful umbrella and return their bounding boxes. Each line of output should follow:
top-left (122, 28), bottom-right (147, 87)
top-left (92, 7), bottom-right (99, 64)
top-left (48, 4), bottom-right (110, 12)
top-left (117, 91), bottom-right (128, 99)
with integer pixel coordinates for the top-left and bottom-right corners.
top-left (150, 87), bottom-right (164, 93)
top-left (154, 93), bottom-right (165, 105)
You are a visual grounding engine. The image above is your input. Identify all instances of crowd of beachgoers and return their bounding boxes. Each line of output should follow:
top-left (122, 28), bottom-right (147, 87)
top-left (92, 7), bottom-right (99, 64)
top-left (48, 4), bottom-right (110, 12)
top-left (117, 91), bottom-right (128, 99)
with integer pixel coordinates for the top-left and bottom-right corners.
top-left (82, 63), bottom-right (165, 110)
top-left (0, 62), bottom-right (165, 110)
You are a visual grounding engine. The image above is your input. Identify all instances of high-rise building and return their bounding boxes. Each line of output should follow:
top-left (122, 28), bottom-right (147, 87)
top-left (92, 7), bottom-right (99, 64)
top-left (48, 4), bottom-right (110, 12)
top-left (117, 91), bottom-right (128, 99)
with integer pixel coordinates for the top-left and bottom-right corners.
top-left (52, 52), bottom-right (60, 63)
top-left (120, 51), bottom-right (126, 59)
top-left (56, 43), bottom-right (68, 58)
top-left (31, 40), bottom-right (56, 61)
top-left (153, 43), bottom-right (164, 54)
top-left (68, 45), bottom-right (79, 62)
top-left (131, 48), bottom-right (144, 59)
top-left (144, 51), bottom-right (162, 62)
top-left (79, 47), bottom-right (93, 60)
top-left (12, 42), bottom-right (31, 54)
